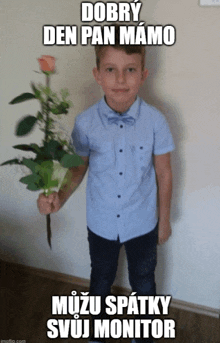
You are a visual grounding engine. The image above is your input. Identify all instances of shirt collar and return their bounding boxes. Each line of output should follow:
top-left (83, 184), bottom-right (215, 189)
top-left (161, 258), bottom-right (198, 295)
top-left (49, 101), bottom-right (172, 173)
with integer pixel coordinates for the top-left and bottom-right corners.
top-left (99, 96), bottom-right (140, 121)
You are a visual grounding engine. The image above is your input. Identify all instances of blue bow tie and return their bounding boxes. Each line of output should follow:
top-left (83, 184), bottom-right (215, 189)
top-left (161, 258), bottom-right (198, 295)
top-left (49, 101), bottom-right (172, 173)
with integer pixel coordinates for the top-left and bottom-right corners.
top-left (108, 115), bottom-right (135, 126)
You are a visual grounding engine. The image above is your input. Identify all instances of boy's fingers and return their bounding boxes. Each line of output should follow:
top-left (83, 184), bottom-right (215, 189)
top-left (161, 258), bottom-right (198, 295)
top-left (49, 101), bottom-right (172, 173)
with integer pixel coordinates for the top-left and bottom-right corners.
top-left (38, 193), bottom-right (47, 201)
top-left (47, 192), bottom-right (60, 213)
top-left (52, 193), bottom-right (61, 212)
top-left (37, 192), bottom-right (61, 214)
top-left (52, 192), bottom-right (59, 201)
top-left (37, 193), bottom-right (52, 214)
top-left (47, 192), bottom-right (56, 203)
top-left (37, 194), bottom-right (47, 207)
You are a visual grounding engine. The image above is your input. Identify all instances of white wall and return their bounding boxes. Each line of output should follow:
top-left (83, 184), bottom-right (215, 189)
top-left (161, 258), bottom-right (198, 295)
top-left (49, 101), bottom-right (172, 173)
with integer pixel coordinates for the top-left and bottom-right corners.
top-left (1, 0), bottom-right (220, 311)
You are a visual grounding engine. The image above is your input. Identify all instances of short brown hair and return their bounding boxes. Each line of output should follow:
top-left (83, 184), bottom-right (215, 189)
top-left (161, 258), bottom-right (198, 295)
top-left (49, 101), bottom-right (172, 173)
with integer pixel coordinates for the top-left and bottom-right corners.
top-left (95, 24), bottom-right (145, 70)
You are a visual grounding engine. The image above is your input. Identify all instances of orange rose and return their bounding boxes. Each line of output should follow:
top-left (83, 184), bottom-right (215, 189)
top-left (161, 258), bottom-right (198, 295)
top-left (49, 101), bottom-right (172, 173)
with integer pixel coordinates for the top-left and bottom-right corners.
top-left (38, 55), bottom-right (55, 73)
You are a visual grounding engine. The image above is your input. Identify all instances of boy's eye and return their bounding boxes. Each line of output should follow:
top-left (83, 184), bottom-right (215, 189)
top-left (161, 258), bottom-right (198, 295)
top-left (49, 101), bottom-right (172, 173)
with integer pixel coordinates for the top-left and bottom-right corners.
top-left (127, 68), bottom-right (136, 72)
top-left (106, 67), bottom-right (114, 72)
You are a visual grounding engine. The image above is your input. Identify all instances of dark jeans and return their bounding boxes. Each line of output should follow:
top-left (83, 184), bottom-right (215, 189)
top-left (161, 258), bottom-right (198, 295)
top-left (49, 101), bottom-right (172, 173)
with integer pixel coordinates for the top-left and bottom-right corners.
top-left (87, 223), bottom-right (158, 343)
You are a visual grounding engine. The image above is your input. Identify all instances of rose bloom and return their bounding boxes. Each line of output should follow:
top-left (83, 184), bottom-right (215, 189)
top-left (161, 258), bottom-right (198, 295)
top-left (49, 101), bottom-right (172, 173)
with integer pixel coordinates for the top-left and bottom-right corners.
top-left (38, 55), bottom-right (55, 72)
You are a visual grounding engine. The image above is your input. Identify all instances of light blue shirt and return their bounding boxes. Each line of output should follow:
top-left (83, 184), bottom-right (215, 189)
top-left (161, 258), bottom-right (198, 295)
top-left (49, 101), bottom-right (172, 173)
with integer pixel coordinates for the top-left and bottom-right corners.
top-left (71, 96), bottom-right (175, 243)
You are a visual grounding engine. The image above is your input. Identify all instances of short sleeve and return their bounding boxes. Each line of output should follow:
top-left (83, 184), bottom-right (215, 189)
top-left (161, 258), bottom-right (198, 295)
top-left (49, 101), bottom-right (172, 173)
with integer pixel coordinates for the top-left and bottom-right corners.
top-left (71, 115), bottom-right (90, 156)
top-left (153, 111), bottom-right (175, 155)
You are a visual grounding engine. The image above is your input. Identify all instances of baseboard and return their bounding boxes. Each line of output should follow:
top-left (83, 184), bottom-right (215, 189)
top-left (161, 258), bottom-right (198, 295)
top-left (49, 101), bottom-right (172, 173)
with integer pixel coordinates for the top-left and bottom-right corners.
top-left (1, 259), bottom-right (219, 319)
top-left (170, 298), bottom-right (219, 319)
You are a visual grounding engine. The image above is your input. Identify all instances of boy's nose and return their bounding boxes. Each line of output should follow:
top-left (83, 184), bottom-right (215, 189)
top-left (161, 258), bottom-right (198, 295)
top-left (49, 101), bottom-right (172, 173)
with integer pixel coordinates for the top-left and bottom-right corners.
top-left (116, 71), bottom-right (126, 83)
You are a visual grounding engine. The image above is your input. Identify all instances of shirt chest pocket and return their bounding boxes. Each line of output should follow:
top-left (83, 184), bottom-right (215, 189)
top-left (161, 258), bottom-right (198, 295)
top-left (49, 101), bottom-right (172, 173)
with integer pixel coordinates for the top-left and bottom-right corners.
top-left (90, 141), bottom-right (114, 173)
top-left (133, 141), bottom-right (153, 166)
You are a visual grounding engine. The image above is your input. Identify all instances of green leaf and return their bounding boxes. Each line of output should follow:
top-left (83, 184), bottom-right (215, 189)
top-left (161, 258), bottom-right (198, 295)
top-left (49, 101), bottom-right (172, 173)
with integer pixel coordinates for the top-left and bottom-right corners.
top-left (37, 111), bottom-right (43, 121)
top-left (0, 158), bottom-right (21, 166)
top-left (46, 179), bottom-right (59, 189)
top-left (43, 86), bottom-right (51, 96)
top-left (55, 148), bottom-right (66, 162)
top-left (20, 173), bottom-right (40, 185)
top-left (30, 143), bottom-right (41, 153)
top-left (13, 144), bottom-right (34, 152)
top-left (35, 160), bottom-right (57, 190)
top-left (48, 96), bottom-right (55, 103)
top-left (13, 144), bottom-right (40, 154)
top-left (33, 144), bottom-right (54, 162)
top-left (38, 160), bottom-right (53, 170)
top-left (9, 92), bottom-right (36, 104)
top-left (15, 115), bottom-right (38, 136)
top-left (34, 155), bottom-right (52, 163)
top-left (27, 183), bottom-right (42, 191)
top-left (36, 160), bottom-right (53, 177)
top-left (50, 102), bottom-right (69, 115)
top-left (22, 158), bottom-right (39, 173)
top-left (31, 82), bottom-right (37, 94)
top-left (60, 153), bottom-right (84, 168)
top-left (61, 101), bottom-right (69, 109)
top-left (43, 140), bottom-right (63, 160)
top-left (31, 84), bottom-right (42, 101)
top-left (20, 172), bottom-right (44, 191)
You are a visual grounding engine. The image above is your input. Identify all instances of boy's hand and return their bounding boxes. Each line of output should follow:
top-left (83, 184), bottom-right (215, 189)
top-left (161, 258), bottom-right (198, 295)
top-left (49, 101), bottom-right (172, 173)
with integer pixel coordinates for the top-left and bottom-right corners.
top-left (158, 221), bottom-right (172, 245)
top-left (37, 192), bottom-right (61, 215)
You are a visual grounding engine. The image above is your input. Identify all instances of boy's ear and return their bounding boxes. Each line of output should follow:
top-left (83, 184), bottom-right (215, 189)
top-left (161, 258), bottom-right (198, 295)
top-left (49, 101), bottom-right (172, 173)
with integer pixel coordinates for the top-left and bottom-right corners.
top-left (141, 68), bottom-right (149, 84)
top-left (93, 67), bottom-right (102, 86)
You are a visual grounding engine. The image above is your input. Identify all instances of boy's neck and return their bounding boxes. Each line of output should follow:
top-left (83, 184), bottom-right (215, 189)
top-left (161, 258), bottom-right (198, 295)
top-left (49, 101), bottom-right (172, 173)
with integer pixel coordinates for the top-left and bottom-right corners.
top-left (105, 96), bottom-right (137, 114)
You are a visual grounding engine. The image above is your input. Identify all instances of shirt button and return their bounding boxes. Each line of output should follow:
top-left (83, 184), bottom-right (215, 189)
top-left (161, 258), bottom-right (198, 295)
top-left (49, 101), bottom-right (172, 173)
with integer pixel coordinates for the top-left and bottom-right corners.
top-left (120, 125), bottom-right (123, 128)
top-left (118, 195), bottom-right (121, 198)
top-left (117, 214), bottom-right (120, 218)
top-left (119, 149), bottom-right (123, 152)
top-left (119, 172), bottom-right (123, 175)
top-left (140, 146), bottom-right (143, 149)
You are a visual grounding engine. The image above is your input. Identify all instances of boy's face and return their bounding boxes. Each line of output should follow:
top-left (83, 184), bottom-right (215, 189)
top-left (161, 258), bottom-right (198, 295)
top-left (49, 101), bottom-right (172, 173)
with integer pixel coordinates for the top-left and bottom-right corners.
top-left (93, 47), bottom-right (148, 113)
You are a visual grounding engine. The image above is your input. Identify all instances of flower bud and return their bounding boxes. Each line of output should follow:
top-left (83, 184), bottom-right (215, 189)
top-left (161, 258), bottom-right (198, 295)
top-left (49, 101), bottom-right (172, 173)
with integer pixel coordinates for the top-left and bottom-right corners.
top-left (38, 55), bottom-right (55, 73)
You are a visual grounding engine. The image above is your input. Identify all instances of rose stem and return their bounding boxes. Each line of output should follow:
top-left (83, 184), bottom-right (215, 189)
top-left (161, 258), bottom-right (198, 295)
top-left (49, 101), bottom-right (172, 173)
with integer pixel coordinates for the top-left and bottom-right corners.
top-left (45, 74), bottom-right (52, 249)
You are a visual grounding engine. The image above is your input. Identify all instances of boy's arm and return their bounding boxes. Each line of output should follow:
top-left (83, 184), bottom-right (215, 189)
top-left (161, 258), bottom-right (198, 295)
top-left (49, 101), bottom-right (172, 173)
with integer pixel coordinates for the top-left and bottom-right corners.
top-left (58, 156), bottom-right (89, 207)
top-left (154, 152), bottom-right (172, 245)
top-left (37, 156), bottom-right (89, 214)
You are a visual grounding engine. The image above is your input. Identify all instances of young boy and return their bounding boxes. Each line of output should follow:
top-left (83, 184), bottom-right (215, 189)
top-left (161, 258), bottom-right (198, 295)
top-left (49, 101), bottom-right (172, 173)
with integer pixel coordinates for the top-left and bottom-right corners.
top-left (38, 26), bottom-right (174, 343)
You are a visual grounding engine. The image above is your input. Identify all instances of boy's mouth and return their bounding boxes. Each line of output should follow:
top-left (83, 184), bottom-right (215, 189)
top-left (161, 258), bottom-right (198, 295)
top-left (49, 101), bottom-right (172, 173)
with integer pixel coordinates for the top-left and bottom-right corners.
top-left (112, 89), bottom-right (129, 93)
